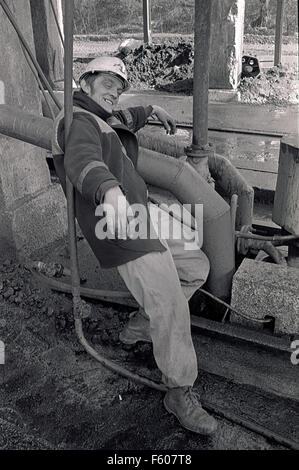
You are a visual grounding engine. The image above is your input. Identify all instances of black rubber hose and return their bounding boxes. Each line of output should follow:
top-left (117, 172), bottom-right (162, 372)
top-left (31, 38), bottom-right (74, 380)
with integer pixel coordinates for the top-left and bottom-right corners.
top-left (75, 319), bottom-right (167, 392)
top-left (31, 269), bottom-right (273, 325)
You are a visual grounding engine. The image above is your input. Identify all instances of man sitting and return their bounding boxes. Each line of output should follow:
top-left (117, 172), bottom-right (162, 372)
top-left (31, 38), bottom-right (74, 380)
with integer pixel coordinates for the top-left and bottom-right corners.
top-left (52, 56), bottom-right (217, 435)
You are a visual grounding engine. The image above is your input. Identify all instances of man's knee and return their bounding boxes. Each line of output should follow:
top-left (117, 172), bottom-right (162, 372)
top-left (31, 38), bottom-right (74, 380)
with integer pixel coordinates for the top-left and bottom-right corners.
top-left (178, 249), bottom-right (210, 285)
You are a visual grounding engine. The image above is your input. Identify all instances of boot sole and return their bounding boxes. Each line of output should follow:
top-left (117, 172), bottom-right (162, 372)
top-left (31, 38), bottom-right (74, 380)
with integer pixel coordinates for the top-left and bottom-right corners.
top-left (163, 397), bottom-right (218, 436)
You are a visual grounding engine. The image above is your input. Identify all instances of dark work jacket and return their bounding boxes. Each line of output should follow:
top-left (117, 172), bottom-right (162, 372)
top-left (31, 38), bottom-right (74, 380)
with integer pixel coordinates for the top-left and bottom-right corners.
top-left (52, 90), bottom-right (165, 268)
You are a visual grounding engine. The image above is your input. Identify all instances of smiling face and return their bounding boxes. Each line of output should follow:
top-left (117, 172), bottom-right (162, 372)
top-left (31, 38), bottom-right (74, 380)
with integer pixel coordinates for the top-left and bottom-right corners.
top-left (81, 73), bottom-right (124, 113)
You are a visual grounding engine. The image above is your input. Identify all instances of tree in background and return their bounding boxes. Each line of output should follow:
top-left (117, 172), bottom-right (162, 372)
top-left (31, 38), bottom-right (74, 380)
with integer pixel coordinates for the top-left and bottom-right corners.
top-left (281, 0), bottom-right (298, 35)
top-left (74, 0), bottom-right (298, 36)
top-left (151, 0), bottom-right (194, 34)
top-left (74, 0), bottom-right (142, 34)
top-left (245, 0), bottom-right (298, 34)
top-left (251, 0), bottom-right (270, 27)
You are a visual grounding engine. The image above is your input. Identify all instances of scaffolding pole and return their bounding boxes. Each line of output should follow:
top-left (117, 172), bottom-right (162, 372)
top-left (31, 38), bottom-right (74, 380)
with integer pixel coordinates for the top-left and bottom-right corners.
top-left (274, 0), bottom-right (285, 66)
top-left (143, 0), bottom-right (152, 44)
top-left (185, 0), bottom-right (213, 182)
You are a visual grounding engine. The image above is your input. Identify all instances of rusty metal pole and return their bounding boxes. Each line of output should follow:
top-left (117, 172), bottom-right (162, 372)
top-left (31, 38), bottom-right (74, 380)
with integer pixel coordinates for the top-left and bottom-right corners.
top-left (185, 0), bottom-right (213, 183)
top-left (64, 0), bottom-right (84, 318)
top-left (274, 0), bottom-right (285, 66)
top-left (143, 0), bottom-right (152, 44)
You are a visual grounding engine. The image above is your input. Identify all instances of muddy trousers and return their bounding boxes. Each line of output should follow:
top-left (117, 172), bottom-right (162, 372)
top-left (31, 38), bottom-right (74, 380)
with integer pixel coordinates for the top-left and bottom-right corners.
top-left (117, 203), bottom-right (210, 388)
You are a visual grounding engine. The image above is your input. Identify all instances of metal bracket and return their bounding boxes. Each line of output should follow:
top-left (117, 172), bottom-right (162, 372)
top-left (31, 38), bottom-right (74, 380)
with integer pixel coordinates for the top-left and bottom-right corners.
top-left (184, 142), bottom-right (214, 162)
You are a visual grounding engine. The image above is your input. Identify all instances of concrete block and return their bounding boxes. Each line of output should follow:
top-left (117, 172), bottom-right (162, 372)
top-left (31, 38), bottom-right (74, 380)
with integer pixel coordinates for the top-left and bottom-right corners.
top-left (0, 0), bottom-right (41, 113)
top-left (231, 258), bottom-right (299, 335)
top-left (210, 0), bottom-right (245, 90)
top-left (12, 183), bottom-right (67, 258)
top-left (273, 136), bottom-right (299, 235)
top-left (0, 137), bottom-right (50, 204)
top-left (0, 1), bottom-right (67, 258)
top-left (0, 183), bottom-right (67, 259)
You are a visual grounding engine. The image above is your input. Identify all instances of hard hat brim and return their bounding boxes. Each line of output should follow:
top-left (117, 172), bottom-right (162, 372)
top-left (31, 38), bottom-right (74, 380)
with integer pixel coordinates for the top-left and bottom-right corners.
top-left (79, 71), bottom-right (130, 92)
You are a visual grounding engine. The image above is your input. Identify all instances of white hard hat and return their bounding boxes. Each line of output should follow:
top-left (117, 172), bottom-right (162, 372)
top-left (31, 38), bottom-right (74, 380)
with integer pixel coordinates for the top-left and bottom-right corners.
top-left (79, 56), bottom-right (129, 91)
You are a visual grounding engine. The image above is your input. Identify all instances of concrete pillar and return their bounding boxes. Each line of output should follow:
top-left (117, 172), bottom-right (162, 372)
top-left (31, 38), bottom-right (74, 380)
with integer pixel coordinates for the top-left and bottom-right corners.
top-left (30, 0), bottom-right (64, 87)
top-left (210, 0), bottom-right (245, 90)
top-left (0, 0), bottom-right (66, 259)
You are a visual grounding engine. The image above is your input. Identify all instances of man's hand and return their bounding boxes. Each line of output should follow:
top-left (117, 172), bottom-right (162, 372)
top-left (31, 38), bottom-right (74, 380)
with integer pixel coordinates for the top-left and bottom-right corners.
top-left (151, 105), bottom-right (176, 135)
top-left (103, 186), bottom-right (134, 239)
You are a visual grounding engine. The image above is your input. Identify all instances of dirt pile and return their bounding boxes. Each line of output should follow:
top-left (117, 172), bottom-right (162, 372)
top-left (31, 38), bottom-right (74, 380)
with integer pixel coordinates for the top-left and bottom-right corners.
top-left (239, 65), bottom-right (299, 105)
top-left (0, 258), bottom-right (156, 365)
top-left (120, 40), bottom-right (194, 93)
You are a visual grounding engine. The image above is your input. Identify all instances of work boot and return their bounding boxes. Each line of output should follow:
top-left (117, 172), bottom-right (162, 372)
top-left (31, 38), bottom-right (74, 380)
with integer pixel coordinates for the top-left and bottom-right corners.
top-left (164, 386), bottom-right (218, 435)
top-left (119, 310), bottom-right (152, 345)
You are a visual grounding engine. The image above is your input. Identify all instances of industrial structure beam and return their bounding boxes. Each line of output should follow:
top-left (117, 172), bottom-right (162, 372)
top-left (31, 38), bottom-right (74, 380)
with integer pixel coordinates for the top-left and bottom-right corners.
top-left (143, 0), bottom-right (152, 44)
top-left (274, 0), bottom-right (285, 66)
top-left (185, 0), bottom-right (214, 182)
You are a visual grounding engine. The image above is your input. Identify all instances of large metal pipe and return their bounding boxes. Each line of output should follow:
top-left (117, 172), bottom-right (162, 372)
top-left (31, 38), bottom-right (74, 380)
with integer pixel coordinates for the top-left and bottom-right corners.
top-left (0, 104), bottom-right (53, 150)
top-left (137, 129), bottom-right (254, 229)
top-left (0, 105), bottom-right (235, 298)
top-left (138, 147), bottom-right (235, 298)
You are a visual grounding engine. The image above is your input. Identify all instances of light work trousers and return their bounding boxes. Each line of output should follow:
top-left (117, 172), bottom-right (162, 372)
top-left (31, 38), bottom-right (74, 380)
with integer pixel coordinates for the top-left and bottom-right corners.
top-left (117, 203), bottom-right (210, 388)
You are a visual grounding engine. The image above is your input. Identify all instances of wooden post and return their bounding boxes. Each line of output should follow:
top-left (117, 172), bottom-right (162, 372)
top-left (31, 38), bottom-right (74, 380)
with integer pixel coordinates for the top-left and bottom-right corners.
top-left (274, 0), bottom-right (285, 66)
top-left (143, 0), bottom-right (152, 44)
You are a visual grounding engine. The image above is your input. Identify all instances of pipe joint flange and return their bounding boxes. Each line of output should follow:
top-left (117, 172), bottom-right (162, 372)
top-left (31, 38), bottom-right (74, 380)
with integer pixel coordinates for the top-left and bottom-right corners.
top-left (236, 224), bottom-right (252, 255)
top-left (184, 143), bottom-right (214, 162)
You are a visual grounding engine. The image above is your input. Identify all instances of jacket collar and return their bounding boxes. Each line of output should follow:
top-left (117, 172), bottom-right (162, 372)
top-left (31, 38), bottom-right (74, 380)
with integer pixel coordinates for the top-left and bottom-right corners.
top-left (73, 90), bottom-right (135, 137)
top-left (73, 90), bottom-right (112, 121)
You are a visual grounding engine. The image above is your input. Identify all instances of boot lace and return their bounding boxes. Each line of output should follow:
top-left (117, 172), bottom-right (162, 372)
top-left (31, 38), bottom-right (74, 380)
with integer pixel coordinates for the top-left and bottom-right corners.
top-left (184, 387), bottom-right (202, 407)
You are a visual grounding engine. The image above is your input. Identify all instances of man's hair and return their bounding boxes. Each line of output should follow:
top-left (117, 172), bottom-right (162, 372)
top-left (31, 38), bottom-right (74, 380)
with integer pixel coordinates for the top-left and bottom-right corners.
top-left (81, 72), bottom-right (100, 93)
top-left (81, 71), bottom-right (125, 94)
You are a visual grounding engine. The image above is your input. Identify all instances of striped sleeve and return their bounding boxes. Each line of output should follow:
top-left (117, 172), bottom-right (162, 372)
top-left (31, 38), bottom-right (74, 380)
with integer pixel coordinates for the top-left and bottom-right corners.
top-left (114, 105), bottom-right (153, 132)
top-left (64, 113), bottom-right (120, 207)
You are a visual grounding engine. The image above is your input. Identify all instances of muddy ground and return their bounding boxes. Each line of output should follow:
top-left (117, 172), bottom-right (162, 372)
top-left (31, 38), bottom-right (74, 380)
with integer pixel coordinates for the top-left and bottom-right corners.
top-left (0, 243), bottom-right (296, 451)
